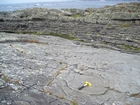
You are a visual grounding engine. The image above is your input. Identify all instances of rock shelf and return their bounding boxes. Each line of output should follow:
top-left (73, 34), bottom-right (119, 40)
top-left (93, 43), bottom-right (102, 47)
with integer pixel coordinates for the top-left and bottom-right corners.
top-left (0, 33), bottom-right (140, 105)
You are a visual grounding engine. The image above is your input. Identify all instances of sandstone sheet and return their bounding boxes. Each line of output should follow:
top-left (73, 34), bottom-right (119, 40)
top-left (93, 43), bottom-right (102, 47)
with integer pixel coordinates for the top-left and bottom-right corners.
top-left (0, 33), bottom-right (140, 105)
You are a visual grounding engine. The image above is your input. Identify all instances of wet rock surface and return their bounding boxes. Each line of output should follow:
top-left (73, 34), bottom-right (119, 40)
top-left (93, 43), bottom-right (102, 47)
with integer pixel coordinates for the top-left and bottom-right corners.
top-left (0, 32), bottom-right (140, 105)
top-left (0, 2), bottom-right (140, 53)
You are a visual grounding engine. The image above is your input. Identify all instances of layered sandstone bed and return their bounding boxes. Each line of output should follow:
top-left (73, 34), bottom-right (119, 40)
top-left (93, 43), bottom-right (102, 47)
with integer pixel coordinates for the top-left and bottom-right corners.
top-left (0, 2), bottom-right (140, 53)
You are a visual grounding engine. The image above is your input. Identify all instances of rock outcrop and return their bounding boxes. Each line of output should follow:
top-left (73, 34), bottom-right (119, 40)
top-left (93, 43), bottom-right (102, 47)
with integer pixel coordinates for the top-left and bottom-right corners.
top-left (0, 32), bottom-right (140, 105)
top-left (0, 2), bottom-right (140, 53)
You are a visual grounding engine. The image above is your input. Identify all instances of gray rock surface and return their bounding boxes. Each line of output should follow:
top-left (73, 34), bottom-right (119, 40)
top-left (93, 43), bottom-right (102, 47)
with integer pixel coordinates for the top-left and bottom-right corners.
top-left (0, 2), bottom-right (140, 53)
top-left (0, 32), bottom-right (140, 105)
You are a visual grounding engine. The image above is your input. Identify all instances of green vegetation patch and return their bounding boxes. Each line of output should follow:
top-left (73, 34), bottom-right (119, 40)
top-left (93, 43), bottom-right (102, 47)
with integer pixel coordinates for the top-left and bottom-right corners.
top-left (14, 80), bottom-right (20, 84)
top-left (108, 23), bottom-right (113, 27)
top-left (101, 41), bottom-right (110, 45)
top-left (47, 32), bottom-right (78, 40)
top-left (3, 75), bottom-right (10, 82)
top-left (19, 31), bottom-right (42, 35)
top-left (18, 31), bottom-right (86, 42)
top-left (118, 44), bottom-right (140, 52)
top-left (120, 23), bottom-right (131, 27)
top-left (71, 14), bottom-right (84, 18)
top-left (71, 100), bottom-right (78, 105)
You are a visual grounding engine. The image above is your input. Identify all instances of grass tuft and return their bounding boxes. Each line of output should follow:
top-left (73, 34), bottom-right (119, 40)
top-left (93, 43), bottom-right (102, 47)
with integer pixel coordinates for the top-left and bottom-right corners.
top-left (118, 44), bottom-right (140, 52)
top-left (14, 80), bottom-right (20, 84)
top-left (56, 70), bottom-right (61, 76)
top-left (71, 100), bottom-right (78, 105)
top-left (59, 96), bottom-right (65, 99)
top-left (120, 23), bottom-right (131, 27)
top-left (44, 90), bottom-right (52, 95)
top-left (71, 14), bottom-right (84, 18)
top-left (3, 75), bottom-right (10, 82)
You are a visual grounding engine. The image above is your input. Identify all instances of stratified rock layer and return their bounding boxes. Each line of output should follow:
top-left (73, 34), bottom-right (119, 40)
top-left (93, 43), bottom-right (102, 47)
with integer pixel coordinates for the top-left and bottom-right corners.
top-left (0, 32), bottom-right (140, 105)
top-left (0, 2), bottom-right (140, 53)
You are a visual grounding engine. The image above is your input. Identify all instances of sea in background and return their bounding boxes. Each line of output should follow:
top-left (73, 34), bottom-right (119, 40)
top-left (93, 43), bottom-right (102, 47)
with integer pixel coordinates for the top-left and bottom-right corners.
top-left (0, 0), bottom-right (139, 12)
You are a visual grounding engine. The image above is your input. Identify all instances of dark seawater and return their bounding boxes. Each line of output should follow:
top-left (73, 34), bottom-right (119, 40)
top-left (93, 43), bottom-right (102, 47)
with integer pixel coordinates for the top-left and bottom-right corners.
top-left (0, 0), bottom-right (139, 12)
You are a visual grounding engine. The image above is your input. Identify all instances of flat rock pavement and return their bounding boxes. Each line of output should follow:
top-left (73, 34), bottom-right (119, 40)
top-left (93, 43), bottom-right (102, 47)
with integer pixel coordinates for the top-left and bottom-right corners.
top-left (0, 32), bottom-right (140, 105)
